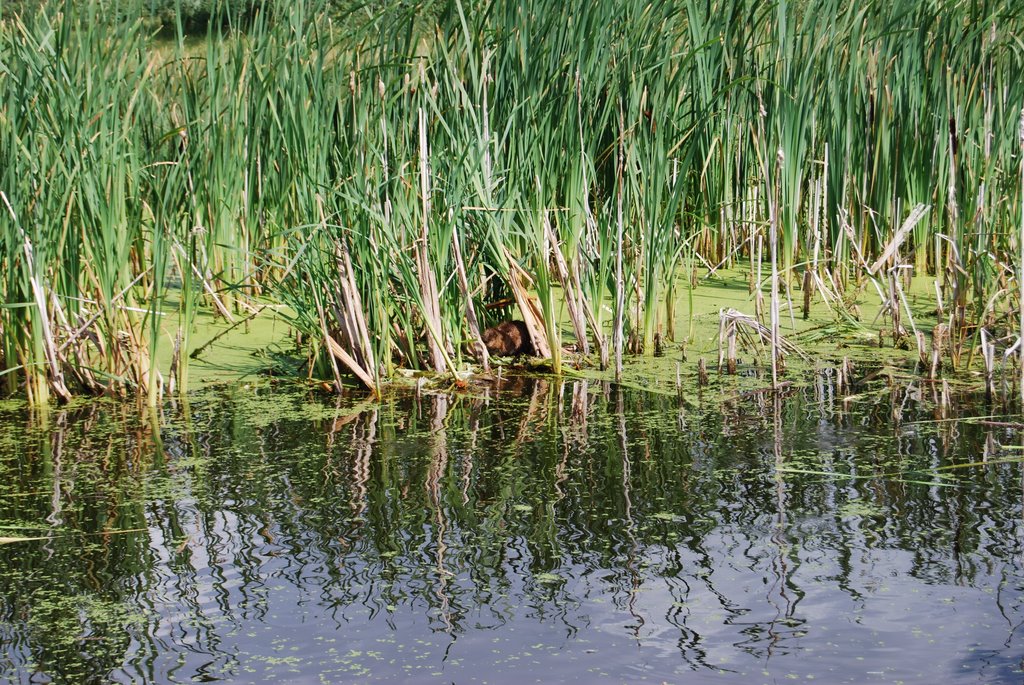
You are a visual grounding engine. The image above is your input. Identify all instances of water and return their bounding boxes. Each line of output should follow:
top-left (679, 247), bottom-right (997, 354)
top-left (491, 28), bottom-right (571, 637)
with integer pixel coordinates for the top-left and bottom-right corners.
top-left (1, 376), bottom-right (1023, 684)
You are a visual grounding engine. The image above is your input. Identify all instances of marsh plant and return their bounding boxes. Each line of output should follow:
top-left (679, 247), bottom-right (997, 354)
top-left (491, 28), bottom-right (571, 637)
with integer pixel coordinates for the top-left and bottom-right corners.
top-left (1, 0), bottom-right (1023, 402)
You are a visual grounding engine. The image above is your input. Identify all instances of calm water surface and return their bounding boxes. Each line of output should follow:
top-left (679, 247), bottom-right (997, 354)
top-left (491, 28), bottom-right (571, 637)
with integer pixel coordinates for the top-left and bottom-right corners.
top-left (1, 376), bottom-right (1023, 684)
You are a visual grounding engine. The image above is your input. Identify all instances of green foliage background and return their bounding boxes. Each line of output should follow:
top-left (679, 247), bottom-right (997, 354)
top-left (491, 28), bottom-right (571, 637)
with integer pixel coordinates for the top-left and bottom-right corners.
top-left (1, 0), bottom-right (345, 30)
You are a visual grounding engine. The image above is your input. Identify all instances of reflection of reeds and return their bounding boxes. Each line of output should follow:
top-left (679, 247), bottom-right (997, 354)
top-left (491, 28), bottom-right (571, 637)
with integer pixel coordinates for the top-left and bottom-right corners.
top-left (5, 377), bottom-right (1024, 679)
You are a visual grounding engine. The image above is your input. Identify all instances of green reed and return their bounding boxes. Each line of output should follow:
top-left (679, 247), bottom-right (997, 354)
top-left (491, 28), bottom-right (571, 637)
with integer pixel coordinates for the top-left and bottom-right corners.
top-left (1, 0), bottom-right (1023, 402)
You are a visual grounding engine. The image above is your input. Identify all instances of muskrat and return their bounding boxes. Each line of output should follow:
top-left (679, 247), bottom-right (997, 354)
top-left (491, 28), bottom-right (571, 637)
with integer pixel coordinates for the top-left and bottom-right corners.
top-left (482, 320), bottom-right (534, 357)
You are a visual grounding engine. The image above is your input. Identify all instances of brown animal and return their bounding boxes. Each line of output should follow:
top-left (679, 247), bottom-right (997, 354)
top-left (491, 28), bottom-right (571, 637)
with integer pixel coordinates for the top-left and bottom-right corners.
top-left (482, 320), bottom-right (534, 357)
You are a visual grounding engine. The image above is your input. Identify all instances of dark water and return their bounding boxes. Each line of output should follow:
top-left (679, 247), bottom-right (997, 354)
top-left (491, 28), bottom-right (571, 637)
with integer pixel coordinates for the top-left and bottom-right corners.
top-left (1, 376), bottom-right (1023, 684)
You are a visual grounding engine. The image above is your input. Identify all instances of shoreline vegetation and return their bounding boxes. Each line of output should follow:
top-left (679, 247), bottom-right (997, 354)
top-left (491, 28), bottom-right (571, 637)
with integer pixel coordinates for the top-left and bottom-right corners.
top-left (2, 0), bottom-right (1024, 405)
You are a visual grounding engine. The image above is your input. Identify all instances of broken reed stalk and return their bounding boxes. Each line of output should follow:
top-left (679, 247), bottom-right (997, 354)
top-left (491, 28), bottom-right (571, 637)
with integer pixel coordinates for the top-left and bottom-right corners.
top-left (727, 326), bottom-right (737, 375)
top-left (717, 309), bottom-right (741, 374)
top-left (503, 250), bottom-right (552, 359)
top-left (336, 239), bottom-right (377, 386)
top-left (718, 308), bottom-right (808, 365)
top-left (930, 324), bottom-right (947, 379)
top-left (981, 327), bottom-right (996, 401)
top-left (802, 269), bottom-right (812, 320)
top-left (916, 330), bottom-right (927, 371)
top-left (311, 196), bottom-right (378, 395)
top-left (888, 271), bottom-right (903, 342)
top-left (190, 305), bottom-right (269, 360)
top-left (867, 204), bottom-right (929, 277)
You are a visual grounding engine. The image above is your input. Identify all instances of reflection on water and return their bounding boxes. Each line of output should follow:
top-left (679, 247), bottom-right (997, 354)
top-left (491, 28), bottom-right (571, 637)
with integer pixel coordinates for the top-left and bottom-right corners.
top-left (1, 375), bottom-right (1023, 684)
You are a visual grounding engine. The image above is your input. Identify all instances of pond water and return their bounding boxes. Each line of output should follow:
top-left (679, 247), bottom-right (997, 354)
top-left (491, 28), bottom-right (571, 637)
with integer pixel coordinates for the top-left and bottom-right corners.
top-left (1, 375), bottom-right (1023, 684)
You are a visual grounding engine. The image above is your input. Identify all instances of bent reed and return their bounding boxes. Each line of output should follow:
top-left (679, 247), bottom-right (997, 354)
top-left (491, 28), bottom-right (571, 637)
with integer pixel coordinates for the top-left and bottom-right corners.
top-left (1, 0), bottom-right (1023, 403)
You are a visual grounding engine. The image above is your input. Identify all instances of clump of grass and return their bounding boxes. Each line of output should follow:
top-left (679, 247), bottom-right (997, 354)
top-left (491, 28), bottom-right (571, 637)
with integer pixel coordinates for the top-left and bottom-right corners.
top-left (2, 0), bottom-right (1024, 402)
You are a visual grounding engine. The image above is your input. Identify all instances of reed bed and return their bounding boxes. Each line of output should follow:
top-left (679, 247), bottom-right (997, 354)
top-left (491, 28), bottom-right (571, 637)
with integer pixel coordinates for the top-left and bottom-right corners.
top-left (1, 0), bottom-right (1023, 403)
